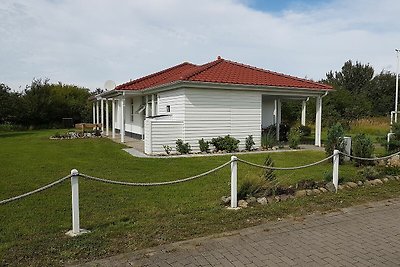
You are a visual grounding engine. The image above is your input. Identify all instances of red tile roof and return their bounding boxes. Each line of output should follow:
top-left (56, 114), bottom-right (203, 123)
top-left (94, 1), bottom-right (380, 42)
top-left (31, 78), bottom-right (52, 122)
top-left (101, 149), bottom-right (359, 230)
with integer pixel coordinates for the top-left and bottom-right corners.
top-left (116, 57), bottom-right (332, 91)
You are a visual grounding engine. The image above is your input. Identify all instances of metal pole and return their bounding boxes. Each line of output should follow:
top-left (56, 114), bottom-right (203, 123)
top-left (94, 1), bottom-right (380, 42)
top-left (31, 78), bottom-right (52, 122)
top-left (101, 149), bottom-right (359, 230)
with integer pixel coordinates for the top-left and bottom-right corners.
top-left (332, 150), bottom-right (339, 193)
top-left (71, 169), bottom-right (80, 235)
top-left (396, 50), bottom-right (399, 122)
top-left (230, 156), bottom-right (238, 208)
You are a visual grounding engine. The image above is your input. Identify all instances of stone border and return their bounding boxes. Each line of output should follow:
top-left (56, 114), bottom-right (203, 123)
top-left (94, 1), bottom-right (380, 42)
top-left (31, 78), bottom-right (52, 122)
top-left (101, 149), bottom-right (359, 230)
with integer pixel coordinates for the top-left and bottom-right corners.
top-left (222, 176), bottom-right (400, 208)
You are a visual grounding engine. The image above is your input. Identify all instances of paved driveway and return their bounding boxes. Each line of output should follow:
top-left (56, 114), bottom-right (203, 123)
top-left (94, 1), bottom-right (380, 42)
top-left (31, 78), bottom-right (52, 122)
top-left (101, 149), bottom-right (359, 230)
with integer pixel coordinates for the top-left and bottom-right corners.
top-left (78, 198), bottom-right (400, 266)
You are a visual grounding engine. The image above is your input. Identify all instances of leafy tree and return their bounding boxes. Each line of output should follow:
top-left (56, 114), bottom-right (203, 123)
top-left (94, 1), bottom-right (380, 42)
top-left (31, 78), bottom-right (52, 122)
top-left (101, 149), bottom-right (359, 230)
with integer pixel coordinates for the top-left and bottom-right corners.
top-left (0, 83), bottom-right (23, 124)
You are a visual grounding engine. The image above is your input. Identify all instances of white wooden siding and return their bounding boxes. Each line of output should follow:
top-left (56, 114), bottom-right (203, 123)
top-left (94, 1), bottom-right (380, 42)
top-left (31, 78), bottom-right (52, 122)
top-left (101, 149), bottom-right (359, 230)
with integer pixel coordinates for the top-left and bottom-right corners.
top-left (157, 89), bottom-right (186, 121)
top-left (144, 119), bottom-right (183, 154)
top-left (184, 89), bottom-right (261, 150)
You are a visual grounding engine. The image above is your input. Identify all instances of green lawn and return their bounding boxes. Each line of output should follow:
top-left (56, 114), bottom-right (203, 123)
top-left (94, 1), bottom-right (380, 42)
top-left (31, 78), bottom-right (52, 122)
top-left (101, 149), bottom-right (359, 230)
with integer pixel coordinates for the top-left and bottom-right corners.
top-left (0, 130), bottom-right (398, 266)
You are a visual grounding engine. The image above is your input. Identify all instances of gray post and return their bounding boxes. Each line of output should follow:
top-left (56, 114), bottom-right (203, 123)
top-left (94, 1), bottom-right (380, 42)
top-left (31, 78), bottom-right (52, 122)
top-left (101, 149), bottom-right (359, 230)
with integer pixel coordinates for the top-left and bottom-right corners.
top-left (71, 169), bottom-right (80, 235)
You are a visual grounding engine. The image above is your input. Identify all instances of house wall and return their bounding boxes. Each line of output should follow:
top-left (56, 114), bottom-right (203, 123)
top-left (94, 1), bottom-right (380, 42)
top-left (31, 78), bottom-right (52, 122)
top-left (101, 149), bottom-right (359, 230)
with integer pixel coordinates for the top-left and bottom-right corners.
top-left (144, 119), bottom-right (183, 154)
top-left (262, 95), bottom-right (275, 128)
top-left (184, 88), bottom-right (262, 151)
top-left (115, 96), bottom-right (144, 136)
top-left (157, 89), bottom-right (186, 120)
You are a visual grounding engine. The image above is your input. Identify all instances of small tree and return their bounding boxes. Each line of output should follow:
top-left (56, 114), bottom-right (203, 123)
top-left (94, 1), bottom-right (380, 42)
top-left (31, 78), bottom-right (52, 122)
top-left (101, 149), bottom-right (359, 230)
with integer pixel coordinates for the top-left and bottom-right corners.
top-left (352, 134), bottom-right (374, 166)
top-left (325, 123), bottom-right (346, 160)
top-left (245, 135), bottom-right (255, 151)
top-left (198, 138), bottom-right (210, 153)
top-left (288, 127), bottom-right (300, 149)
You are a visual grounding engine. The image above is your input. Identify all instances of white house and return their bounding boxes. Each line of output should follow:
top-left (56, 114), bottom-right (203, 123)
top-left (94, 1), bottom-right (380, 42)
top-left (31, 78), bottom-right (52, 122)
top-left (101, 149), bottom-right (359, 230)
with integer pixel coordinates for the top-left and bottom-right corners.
top-left (92, 57), bottom-right (332, 154)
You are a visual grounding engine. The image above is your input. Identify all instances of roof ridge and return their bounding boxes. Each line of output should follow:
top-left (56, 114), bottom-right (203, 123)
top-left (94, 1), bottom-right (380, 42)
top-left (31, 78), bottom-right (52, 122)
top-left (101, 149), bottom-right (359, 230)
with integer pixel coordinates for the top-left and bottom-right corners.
top-left (180, 57), bottom-right (224, 80)
top-left (116, 62), bottom-right (196, 89)
top-left (224, 59), bottom-right (331, 89)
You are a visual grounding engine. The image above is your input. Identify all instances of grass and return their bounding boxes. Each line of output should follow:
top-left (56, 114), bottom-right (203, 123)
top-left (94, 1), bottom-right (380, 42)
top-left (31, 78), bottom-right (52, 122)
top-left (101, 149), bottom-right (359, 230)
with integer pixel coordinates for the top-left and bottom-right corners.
top-left (0, 129), bottom-right (398, 266)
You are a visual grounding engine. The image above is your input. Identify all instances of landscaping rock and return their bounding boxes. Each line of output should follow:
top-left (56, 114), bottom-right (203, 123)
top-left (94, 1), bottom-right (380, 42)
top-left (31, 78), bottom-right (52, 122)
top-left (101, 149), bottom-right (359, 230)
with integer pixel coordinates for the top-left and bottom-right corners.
top-left (372, 179), bottom-right (383, 185)
top-left (246, 197), bottom-right (257, 205)
top-left (221, 196), bottom-right (231, 205)
top-left (357, 181), bottom-right (363, 186)
top-left (382, 178), bottom-right (389, 183)
top-left (305, 189), bottom-right (313, 196)
top-left (319, 187), bottom-right (328, 193)
top-left (257, 197), bottom-right (268, 205)
top-left (312, 189), bottom-right (321, 195)
top-left (295, 190), bottom-right (307, 197)
top-left (345, 182), bottom-right (358, 188)
top-left (338, 185), bottom-right (344, 190)
top-left (274, 196), bottom-right (281, 202)
top-left (238, 200), bottom-right (248, 208)
top-left (325, 182), bottom-right (336, 192)
top-left (267, 197), bottom-right (276, 203)
top-left (365, 180), bottom-right (374, 186)
top-left (280, 194), bottom-right (290, 201)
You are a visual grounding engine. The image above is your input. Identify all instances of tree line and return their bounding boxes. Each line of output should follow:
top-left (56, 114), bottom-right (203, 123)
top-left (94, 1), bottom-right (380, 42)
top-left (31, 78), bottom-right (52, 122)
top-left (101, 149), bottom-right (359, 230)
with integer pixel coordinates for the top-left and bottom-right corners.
top-left (0, 60), bottom-right (398, 129)
top-left (0, 79), bottom-right (93, 128)
top-left (282, 60), bottom-right (396, 127)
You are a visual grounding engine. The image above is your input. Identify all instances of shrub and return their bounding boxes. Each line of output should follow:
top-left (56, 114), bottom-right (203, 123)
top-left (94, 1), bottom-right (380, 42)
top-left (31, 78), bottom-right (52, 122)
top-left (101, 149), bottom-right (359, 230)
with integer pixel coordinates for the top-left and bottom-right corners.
top-left (352, 133), bottom-right (374, 165)
top-left (223, 135), bottom-right (240, 152)
top-left (176, 139), bottom-right (191, 154)
top-left (163, 145), bottom-right (172, 155)
top-left (210, 135), bottom-right (240, 152)
top-left (325, 123), bottom-right (346, 159)
top-left (245, 135), bottom-right (255, 151)
top-left (323, 171), bottom-right (344, 184)
top-left (198, 138), bottom-right (210, 153)
top-left (261, 127), bottom-right (276, 149)
top-left (288, 127), bottom-right (300, 149)
top-left (279, 123), bottom-right (291, 141)
top-left (237, 175), bottom-right (266, 199)
top-left (358, 166), bottom-right (381, 180)
top-left (262, 155), bottom-right (276, 181)
top-left (298, 125), bottom-right (312, 137)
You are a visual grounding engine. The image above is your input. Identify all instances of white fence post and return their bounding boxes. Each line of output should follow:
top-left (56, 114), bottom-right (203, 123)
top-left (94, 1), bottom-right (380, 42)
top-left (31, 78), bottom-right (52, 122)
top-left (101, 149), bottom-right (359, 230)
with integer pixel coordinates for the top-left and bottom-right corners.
top-left (66, 169), bottom-right (89, 237)
top-left (332, 150), bottom-right (339, 193)
top-left (230, 156), bottom-right (238, 208)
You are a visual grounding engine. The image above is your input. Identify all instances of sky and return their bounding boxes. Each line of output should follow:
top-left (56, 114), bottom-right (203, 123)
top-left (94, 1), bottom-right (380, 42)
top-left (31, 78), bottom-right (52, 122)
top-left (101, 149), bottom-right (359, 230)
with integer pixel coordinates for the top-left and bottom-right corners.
top-left (1, 0), bottom-right (399, 91)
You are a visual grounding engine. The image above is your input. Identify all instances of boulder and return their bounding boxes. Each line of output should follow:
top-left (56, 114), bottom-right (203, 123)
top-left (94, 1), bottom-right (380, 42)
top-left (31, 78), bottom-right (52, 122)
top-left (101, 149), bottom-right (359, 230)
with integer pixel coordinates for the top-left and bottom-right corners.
top-left (325, 182), bottom-right (336, 192)
top-left (305, 189), bottom-right (314, 196)
top-left (319, 187), bottom-right (328, 193)
top-left (345, 182), bottom-right (358, 188)
top-left (238, 200), bottom-right (248, 208)
top-left (280, 194), bottom-right (290, 201)
top-left (257, 197), bottom-right (268, 205)
top-left (357, 181), bottom-right (363, 186)
top-left (382, 177), bottom-right (389, 183)
top-left (312, 189), bottom-right (321, 195)
top-left (338, 185), bottom-right (344, 190)
top-left (372, 179), bottom-right (383, 185)
top-left (365, 180), bottom-right (374, 186)
top-left (246, 196), bottom-right (257, 205)
top-left (295, 190), bottom-right (307, 197)
top-left (221, 196), bottom-right (231, 205)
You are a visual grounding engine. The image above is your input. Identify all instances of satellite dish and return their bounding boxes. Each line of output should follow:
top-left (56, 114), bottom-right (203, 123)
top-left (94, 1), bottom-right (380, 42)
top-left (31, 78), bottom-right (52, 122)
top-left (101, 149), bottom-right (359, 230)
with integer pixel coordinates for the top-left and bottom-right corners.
top-left (104, 80), bottom-right (116, 90)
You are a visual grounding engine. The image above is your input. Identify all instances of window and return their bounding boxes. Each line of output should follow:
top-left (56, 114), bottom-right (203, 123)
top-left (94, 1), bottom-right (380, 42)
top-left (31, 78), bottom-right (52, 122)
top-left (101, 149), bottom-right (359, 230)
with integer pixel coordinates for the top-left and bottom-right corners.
top-left (166, 105), bottom-right (171, 113)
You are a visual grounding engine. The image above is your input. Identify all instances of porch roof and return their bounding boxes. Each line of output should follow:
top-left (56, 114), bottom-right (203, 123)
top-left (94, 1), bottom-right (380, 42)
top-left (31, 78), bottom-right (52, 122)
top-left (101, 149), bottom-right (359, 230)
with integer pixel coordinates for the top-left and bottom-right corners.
top-left (115, 57), bottom-right (333, 92)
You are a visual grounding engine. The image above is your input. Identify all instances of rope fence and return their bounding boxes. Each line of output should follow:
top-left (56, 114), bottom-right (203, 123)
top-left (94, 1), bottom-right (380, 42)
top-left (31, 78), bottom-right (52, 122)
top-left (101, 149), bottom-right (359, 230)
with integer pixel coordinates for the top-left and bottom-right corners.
top-left (1, 149), bottom-right (400, 236)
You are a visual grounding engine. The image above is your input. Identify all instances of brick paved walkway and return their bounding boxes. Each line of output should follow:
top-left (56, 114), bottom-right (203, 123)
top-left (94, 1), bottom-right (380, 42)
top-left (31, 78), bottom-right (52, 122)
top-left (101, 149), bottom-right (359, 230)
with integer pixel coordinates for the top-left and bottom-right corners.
top-left (78, 198), bottom-right (400, 266)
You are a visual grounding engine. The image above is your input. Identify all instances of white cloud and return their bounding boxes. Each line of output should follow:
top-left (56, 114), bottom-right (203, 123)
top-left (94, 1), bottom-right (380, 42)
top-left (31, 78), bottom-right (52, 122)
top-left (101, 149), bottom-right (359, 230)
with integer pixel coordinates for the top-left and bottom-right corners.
top-left (0, 0), bottom-right (399, 91)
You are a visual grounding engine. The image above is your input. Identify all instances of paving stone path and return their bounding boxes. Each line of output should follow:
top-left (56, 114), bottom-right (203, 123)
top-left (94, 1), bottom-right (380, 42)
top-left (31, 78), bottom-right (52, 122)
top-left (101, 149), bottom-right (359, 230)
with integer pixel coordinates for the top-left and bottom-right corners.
top-left (78, 198), bottom-right (400, 266)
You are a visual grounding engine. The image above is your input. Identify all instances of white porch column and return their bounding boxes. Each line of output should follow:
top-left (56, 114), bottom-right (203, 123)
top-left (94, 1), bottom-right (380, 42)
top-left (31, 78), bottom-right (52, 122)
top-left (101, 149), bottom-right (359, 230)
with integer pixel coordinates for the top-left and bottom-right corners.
top-left (301, 100), bottom-right (307, 126)
top-left (315, 96), bottom-right (322, 147)
top-left (92, 102), bottom-right (96, 124)
top-left (112, 99), bottom-right (116, 139)
top-left (121, 97), bottom-right (125, 143)
top-left (145, 95), bottom-right (149, 117)
top-left (100, 99), bottom-right (104, 132)
top-left (274, 99), bottom-right (281, 141)
top-left (96, 100), bottom-right (100, 124)
top-left (105, 99), bottom-right (109, 136)
top-left (151, 94), bottom-right (156, 117)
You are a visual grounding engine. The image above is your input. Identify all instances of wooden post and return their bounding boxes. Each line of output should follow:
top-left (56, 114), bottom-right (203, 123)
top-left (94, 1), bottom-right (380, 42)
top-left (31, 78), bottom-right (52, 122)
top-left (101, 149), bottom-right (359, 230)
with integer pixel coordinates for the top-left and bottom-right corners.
top-left (230, 156), bottom-right (238, 208)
